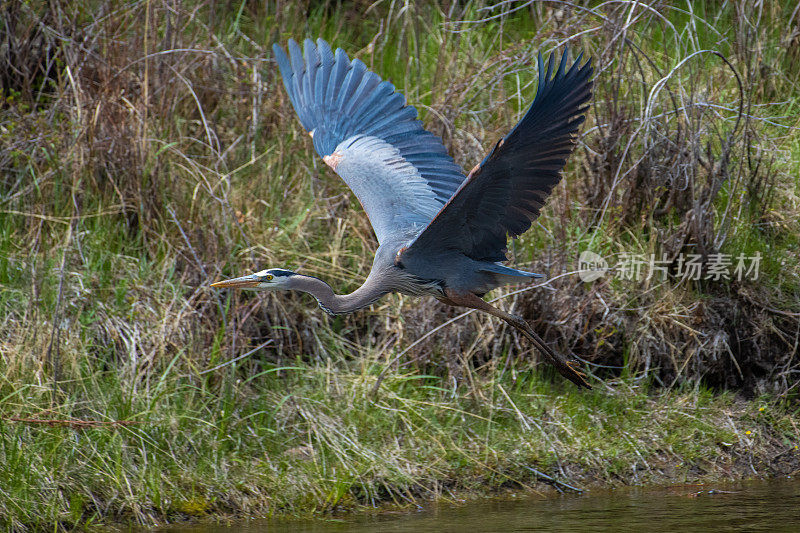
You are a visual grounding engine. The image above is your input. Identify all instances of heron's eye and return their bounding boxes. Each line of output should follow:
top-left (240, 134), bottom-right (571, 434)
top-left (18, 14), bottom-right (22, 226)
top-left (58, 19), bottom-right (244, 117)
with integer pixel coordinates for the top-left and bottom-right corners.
top-left (265, 274), bottom-right (273, 281)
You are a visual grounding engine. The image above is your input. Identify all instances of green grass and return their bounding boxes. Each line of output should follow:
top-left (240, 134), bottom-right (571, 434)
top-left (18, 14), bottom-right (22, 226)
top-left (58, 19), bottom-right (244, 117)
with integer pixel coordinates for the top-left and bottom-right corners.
top-left (1, 358), bottom-right (797, 528)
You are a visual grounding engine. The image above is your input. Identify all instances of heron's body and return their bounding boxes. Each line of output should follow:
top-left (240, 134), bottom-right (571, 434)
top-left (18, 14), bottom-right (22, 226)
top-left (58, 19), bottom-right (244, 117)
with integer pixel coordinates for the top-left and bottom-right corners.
top-left (213, 38), bottom-right (594, 388)
top-left (268, 237), bottom-right (531, 316)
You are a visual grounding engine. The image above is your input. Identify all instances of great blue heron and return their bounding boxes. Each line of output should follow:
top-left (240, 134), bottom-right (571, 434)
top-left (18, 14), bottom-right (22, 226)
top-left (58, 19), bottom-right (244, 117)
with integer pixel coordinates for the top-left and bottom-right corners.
top-left (212, 38), bottom-right (594, 388)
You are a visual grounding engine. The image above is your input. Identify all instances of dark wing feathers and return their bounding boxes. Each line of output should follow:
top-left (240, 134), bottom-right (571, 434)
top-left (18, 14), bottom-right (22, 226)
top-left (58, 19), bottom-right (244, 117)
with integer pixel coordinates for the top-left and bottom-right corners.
top-left (273, 39), bottom-right (465, 213)
top-left (405, 49), bottom-right (593, 262)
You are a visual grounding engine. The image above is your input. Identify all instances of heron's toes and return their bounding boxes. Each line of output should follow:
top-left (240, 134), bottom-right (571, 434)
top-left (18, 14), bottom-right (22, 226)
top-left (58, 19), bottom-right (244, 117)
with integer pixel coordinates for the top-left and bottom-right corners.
top-left (562, 360), bottom-right (591, 389)
top-left (566, 360), bottom-right (587, 378)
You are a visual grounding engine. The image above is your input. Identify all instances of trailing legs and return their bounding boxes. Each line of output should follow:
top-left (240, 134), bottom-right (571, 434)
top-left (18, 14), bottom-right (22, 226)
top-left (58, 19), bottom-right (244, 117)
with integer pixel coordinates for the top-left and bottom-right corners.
top-left (441, 290), bottom-right (591, 389)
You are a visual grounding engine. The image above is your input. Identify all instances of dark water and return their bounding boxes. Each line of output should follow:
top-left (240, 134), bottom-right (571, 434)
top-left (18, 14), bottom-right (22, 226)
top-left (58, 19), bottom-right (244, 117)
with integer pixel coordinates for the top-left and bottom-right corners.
top-left (161, 479), bottom-right (800, 532)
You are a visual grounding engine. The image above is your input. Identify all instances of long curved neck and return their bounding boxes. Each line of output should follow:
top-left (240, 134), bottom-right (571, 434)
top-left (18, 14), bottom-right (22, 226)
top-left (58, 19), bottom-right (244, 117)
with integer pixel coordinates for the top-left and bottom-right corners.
top-left (289, 274), bottom-right (388, 315)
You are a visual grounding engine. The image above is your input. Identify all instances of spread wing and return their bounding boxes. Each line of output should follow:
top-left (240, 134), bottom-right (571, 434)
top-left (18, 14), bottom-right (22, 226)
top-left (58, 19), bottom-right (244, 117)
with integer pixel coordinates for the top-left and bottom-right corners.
top-left (403, 49), bottom-right (593, 262)
top-left (273, 38), bottom-right (466, 243)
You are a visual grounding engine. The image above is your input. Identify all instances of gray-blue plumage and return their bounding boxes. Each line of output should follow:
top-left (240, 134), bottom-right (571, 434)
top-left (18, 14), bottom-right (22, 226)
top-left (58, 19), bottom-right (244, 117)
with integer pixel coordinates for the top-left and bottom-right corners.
top-left (273, 39), bottom-right (465, 211)
top-left (331, 134), bottom-right (443, 242)
top-left (225, 38), bottom-right (595, 388)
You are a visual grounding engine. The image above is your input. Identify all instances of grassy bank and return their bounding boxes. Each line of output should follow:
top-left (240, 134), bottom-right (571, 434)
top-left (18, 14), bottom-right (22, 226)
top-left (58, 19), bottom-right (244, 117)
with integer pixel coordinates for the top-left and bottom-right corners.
top-left (2, 366), bottom-right (799, 528)
top-left (1, 0), bottom-right (799, 530)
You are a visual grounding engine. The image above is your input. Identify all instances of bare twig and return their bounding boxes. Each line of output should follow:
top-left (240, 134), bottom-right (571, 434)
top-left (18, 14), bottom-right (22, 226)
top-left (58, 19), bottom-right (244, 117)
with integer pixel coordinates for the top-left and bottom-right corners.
top-left (199, 339), bottom-right (274, 375)
top-left (4, 418), bottom-right (142, 429)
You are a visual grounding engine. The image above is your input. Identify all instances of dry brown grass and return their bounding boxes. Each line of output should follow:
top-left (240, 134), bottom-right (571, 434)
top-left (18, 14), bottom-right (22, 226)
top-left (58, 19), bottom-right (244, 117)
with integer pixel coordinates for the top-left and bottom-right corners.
top-left (1, 0), bottom-right (798, 404)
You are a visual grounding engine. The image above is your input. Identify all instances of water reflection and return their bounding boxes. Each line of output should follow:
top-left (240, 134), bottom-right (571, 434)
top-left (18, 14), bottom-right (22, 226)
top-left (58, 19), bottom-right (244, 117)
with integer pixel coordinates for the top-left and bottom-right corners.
top-left (159, 479), bottom-right (799, 532)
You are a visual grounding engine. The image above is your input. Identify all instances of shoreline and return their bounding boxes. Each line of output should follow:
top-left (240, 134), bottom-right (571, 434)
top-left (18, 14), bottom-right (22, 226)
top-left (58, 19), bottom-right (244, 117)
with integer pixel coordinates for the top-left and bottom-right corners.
top-left (159, 423), bottom-right (800, 530)
top-left (5, 371), bottom-right (797, 530)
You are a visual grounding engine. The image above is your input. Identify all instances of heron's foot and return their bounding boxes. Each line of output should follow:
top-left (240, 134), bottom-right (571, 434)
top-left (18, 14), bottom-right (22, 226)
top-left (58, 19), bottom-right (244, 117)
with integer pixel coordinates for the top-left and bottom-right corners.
top-left (514, 320), bottom-right (592, 390)
top-left (564, 359), bottom-right (591, 388)
top-left (565, 359), bottom-right (585, 376)
top-left (547, 352), bottom-right (592, 390)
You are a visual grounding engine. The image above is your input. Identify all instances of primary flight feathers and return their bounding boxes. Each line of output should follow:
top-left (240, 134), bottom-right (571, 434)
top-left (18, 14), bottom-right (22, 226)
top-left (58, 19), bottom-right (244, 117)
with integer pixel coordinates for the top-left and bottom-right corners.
top-left (406, 49), bottom-right (593, 263)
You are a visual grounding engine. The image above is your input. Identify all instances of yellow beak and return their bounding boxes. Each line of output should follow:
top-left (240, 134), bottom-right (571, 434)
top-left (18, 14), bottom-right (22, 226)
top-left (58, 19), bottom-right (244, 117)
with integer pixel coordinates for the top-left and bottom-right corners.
top-left (210, 274), bottom-right (260, 289)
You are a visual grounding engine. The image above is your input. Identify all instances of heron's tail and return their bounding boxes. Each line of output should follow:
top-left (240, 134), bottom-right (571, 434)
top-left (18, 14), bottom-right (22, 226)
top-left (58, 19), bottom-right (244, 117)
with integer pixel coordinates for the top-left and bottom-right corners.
top-left (479, 263), bottom-right (542, 285)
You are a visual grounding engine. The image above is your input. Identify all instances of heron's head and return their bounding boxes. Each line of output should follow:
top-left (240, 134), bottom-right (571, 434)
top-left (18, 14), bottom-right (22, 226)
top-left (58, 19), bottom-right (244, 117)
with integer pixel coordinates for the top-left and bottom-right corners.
top-left (211, 268), bottom-right (297, 291)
